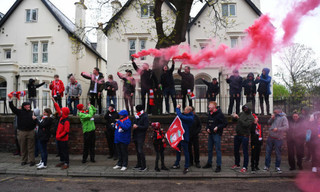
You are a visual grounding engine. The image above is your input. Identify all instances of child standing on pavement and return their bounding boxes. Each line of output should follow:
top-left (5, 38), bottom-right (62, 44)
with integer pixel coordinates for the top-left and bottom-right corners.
top-left (152, 122), bottom-right (169, 172)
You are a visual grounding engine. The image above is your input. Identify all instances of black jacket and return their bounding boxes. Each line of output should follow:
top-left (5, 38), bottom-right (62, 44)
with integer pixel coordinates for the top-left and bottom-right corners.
top-left (242, 73), bottom-right (257, 96)
top-left (202, 79), bottom-right (219, 98)
top-left (132, 62), bottom-right (158, 90)
top-left (160, 63), bottom-right (175, 89)
top-left (9, 101), bottom-right (36, 131)
top-left (178, 69), bottom-right (194, 91)
top-left (27, 79), bottom-right (45, 98)
top-left (287, 118), bottom-right (305, 142)
top-left (81, 72), bottom-right (105, 93)
top-left (36, 117), bottom-right (53, 141)
top-left (226, 75), bottom-right (243, 95)
top-left (104, 110), bottom-right (120, 130)
top-left (234, 103), bottom-right (254, 137)
top-left (190, 114), bottom-right (202, 138)
top-left (105, 81), bottom-right (118, 96)
top-left (132, 113), bottom-right (149, 142)
top-left (250, 123), bottom-right (263, 144)
top-left (206, 108), bottom-right (227, 136)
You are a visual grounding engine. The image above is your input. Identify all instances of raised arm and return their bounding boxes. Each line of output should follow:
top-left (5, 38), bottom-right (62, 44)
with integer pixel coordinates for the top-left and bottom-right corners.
top-left (81, 72), bottom-right (92, 80)
top-left (170, 60), bottom-right (175, 73)
top-left (35, 82), bottom-right (45, 88)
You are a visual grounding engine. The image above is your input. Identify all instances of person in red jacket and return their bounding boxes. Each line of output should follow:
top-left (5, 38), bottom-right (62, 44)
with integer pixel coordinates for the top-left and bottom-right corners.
top-left (51, 97), bottom-right (70, 170)
top-left (49, 74), bottom-right (65, 108)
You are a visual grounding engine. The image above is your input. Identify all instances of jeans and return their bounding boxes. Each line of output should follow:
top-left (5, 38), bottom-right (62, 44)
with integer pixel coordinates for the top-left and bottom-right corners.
top-left (116, 143), bottom-right (128, 167)
top-left (174, 140), bottom-right (190, 168)
top-left (234, 135), bottom-right (249, 168)
top-left (83, 131), bottom-right (96, 161)
top-left (228, 94), bottom-right (241, 114)
top-left (134, 140), bottom-right (146, 169)
top-left (207, 134), bottom-right (222, 166)
top-left (57, 140), bottom-right (69, 165)
top-left (163, 88), bottom-right (177, 113)
top-left (67, 97), bottom-right (79, 116)
top-left (29, 97), bottom-right (37, 109)
top-left (35, 137), bottom-right (40, 157)
top-left (90, 93), bottom-right (102, 114)
top-left (188, 136), bottom-right (200, 164)
top-left (107, 96), bottom-right (117, 110)
top-left (39, 140), bottom-right (48, 166)
top-left (265, 137), bottom-right (283, 168)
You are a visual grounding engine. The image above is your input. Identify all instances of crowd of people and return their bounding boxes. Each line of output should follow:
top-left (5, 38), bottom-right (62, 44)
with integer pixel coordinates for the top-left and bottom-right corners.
top-left (7, 62), bottom-right (319, 175)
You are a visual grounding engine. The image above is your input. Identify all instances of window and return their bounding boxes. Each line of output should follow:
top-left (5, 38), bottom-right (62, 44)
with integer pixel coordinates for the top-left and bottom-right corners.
top-left (199, 43), bottom-right (208, 50)
top-left (42, 42), bottom-right (48, 63)
top-left (129, 39), bottom-right (136, 60)
top-left (141, 4), bottom-right (154, 18)
top-left (140, 40), bottom-right (146, 60)
top-left (230, 37), bottom-right (238, 48)
top-left (195, 78), bottom-right (207, 99)
top-left (32, 42), bottom-right (38, 63)
top-left (4, 49), bottom-right (11, 59)
top-left (222, 4), bottom-right (236, 17)
top-left (26, 9), bottom-right (38, 22)
top-left (0, 79), bottom-right (7, 99)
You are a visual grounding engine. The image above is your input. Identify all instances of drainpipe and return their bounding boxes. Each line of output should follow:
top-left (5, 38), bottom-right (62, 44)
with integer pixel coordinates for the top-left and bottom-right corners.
top-left (218, 71), bottom-right (222, 105)
top-left (15, 74), bottom-right (20, 106)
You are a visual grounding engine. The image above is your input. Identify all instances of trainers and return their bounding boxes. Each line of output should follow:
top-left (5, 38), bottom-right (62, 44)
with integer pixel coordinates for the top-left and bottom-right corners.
top-left (139, 167), bottom-right (147, 172)
top-left (113, 165), bottom-right (121, 169)
top-left (120, 166), bottom-right (127, 171)
top-left (155, 167), bottom-right (160, 172)
top-left (195, 163), bottom-right (201, 168)
top-left (36, 161), bottom-right (43, 167)
top-left (255, 166), bottom-right (260, 171)
top-left (133, 165), bottom-right (141, 170)
top-left (161, 166), bottom-right (169, 171)
top-left (240, 167), bottom-right (247, 173)
top-left (61, 164), bottom-right (69, 170)
top-left (21, 162), bottom-right (27, 166)
top-left (215, 166), bottom-right (221, 173)
top-left (202, 164), bottom-right (212, 169)
top-left (312, 167), bottom-right (317, 173)
top-left (251, 167), bottom-right (256, 173)
top-left (37, 163), bottom-right (47, 169)
top-left (263, 166), bottom-right (269, 171)
top-left (55, 162), bottom-right (64, 167)
top-left (183, 168), bottom-right (189, 174)
top-left (231, 165), bottom-right (240, 169)
top-left (276, 167), bottom-right (282, 174)
top-left (171, 164), bottom-right (180, 169)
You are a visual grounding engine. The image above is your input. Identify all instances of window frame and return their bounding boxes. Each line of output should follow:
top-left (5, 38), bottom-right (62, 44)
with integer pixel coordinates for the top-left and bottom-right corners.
top-left (230, 37), bottom-right (238, 48)
top-left (4, 49), bottom-right (11, 60)
top-left (139, 39), bottom-right (146, 60)
top-left (128, 39), bottom-right (136, 60)
top-left (32, 42), bottom-right (39, 64)
top-left (41, 42), bottom-right (48, 63)
top-left (222, 3), bottom-right (237, 17)
top-left (140, 4), bottom-right (154, 18)
top-left (26, 9), bottom-right (38, 23)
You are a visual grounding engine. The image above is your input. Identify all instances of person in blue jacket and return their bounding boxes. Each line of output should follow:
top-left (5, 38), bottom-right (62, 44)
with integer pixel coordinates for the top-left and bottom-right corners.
top-left (113, 110), bottom-right (132, 171)
top-left (172, 105), bottom-right (194, 174)
top-left (256, 68), bottom-right (272, 115)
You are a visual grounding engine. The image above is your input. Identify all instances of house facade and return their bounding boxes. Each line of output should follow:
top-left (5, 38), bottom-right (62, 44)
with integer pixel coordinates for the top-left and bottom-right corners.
top-left (0, 0), bottom-right (107, 113)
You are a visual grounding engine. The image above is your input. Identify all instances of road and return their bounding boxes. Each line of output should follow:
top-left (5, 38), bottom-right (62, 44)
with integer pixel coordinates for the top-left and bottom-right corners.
top-left (0, 175), bottom-right (302, 192)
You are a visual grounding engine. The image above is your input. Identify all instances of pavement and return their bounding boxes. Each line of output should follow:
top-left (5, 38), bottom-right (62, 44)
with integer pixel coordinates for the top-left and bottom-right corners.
top-left (0, 152), bottom-right (314, 178)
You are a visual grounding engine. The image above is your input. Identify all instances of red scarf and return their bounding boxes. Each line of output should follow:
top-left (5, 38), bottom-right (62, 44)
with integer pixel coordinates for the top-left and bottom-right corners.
top-left (80, 110), bottom-right (89, 114)
top-left (52, 80), bottom-right (61, 96)
top-left (135, 110), bottom-right (144, 119)
top-left (116, 116), bottom-right (129, 132)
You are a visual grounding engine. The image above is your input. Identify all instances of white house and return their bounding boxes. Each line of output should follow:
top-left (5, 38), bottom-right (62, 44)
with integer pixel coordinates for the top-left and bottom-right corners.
top-left (0, 0), bottom-right (107, 113)
top-left (104, 0), bottom-right (272, 114)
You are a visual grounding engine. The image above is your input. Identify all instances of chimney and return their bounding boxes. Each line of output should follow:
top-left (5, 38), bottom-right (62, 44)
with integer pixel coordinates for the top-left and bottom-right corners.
top-left (111, 0), bottom-right (122, 16)
top-left (96, 23), bottom-right (106, 59)
top-left (75, 0), bottom-right (87, 29)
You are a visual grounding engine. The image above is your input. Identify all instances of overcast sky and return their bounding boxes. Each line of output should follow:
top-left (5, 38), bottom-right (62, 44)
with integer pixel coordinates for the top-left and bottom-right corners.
top-left (1, 0), bottom-right (319, 68)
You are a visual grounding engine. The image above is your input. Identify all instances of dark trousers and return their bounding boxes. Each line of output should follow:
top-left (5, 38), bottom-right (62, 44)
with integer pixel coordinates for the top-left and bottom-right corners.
top-left (124, 93), bottom-right (134, 116)
top-left (134, 140), bottom-right (146, 169)
top-left (188, 136), bottom-right (200, 164)
top-left (116, 143), bottom-right (128, 167)
top-left (163, 88), bottom-right (177, 113)
top-left (306, 141), bottom-right (312, 161)
top-left (287, 139), bottom-right (304, 169)
top-left (14, 128), bottom-right (20, 153)
top-left (67, 97), bottom-right (79, 116)
top-left (90, 93), bottom-right (102, 114)
top-left (35, 137), bottom-right (40, 157)
top-left (105, 128), bottom-right (117, 158)
top-left (181, 89), bottom-right (192, 109)
top-left (234, 135), bottom-right (249, 168)
top-left (246, 95), bottom-right (256, 113)
top-left (174, 140), bottom-right (190, 168)
top-left (57, 140), bottom-right (69, 165)
top-left (154, 142), bottom-right (165, 168)
top-left (39, 140), bottom-right (48, 166)
top-left (83, 131), bottom-right (96, 161)
top-left (54, 95), bottom-right (62, 108)
top-left (251, 141), bottom-right (262, 168)
top-left (228, 94), bottom-right (241, 114)
top-left (141, 88), bottom-right (151, 114)
top-left (311, 140), bottom-right (320, 167)
top-left (259, 93), bottom-right (270, 115)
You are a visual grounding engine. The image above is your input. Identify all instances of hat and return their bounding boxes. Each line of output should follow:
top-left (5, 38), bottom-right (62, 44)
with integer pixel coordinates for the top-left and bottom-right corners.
top-left (119, 110), bottom-right (128, 117)
top-left (136, 105), bottom-right (143, 112)
top-left (212, 78), bottom-right (217, 81)
top-left (77, 104), bottom-right (84, 111)
top-left (151, 122), bottom-right (161, 129)
top-left (125, 69), bottom-right (132, 74)
top-left (109, 104), bottom-right (115, 109)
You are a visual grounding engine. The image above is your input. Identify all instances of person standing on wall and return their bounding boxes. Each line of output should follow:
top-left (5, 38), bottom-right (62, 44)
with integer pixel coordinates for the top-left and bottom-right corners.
top-left (160, 60), bottom-right (177, 114)
top-left (178, 64), bottom-right (195, 109)
top-left (105, 74), bottom-right (118, 109)
top-left (202, 78), bottom-right (220, 103)
top-left (226, 69), bottom-right (243, 115)
top-left (256, 68), bottom-right (272, 115)
top-left (27, 78), bottom-right (45, 109)
top-left (65, 75), bottom-right (82, 116)
top-left (242, 73), bottom-right (258, 114)
top-left (49, 74), bottom-right (65, 108)
top-left (117, 70), bottom-right (136, 116)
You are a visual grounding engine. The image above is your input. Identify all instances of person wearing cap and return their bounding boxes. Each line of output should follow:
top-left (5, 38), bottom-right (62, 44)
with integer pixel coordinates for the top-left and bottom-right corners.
top-left (113, 110), bottom-right (132, 171)
top-left (65, 75), bottom-right (82, 116)
top-left (178, 64), bottom-right (195, 109)
top-left (78, 103), bottom-right (97, 163)
top-left (231, 103), bottom-right (254, 173)
top-left (132, 105), bottom-right (149, 171)
top-left (27, 78), bottom-right (45, 109)
top-left (131, 58), bottom-right (158, 114)
top-left (8, 94), bottom-right (37, 166)
top-left (104, 104), bottom-right (119, 160)
top-left (105, 74), bottom-right (118, 109)
top-left (202, 77), bottom-right (220, 102)
top-left (117, 70), bottom-right (136, 116)
top-left (226, 69), bottom-right (243, 115)
top-left (242, 73), bottom-right (258, 113)
top-left (152, 122), bottom-right (169, 172)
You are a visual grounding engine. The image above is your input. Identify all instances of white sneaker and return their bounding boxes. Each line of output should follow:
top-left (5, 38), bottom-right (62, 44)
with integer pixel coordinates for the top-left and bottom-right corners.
top-left (312, 167), bottom-right (317, 173)
top-left (36, 161), bottom-right (42, 167)
top-left (120, 166), bottom-right (127, 171)
top-left (113, 165), bottom-right (121, 169)
top-left (37, 163), bottom-right (47, 169)
top-left (276, 167), bottom-right (282, 174)
top-left (263, 166), bottom-right (269, 171)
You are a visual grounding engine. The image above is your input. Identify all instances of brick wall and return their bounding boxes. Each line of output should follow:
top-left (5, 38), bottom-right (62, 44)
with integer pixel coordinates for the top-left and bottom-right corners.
top-left (0, 115), bottom-right (287, 155)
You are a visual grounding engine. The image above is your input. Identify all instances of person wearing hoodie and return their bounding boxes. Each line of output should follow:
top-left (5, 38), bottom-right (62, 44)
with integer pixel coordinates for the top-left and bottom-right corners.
top-left (172, 105), bottom-right (194, 174)
top-left (104, 104), bottom-right (119, 160)
top-left (27, 78), bottom-right (45, 109)
top-left (51, 97), bottom-right (70, 170)
top-left (178, 64), bottom-right (195, 109)
top-left (189, 106), bottom-right (202, 168)
top-left (256, 68), bottom-right (272, 115)
top-left (242, 73), bottom-right (258, 113)
top-left (231, 103), bottom-right (254, 173)
top-left (9, 95), bottom-right (36, 166)
top-left (226, 69), bottom-right (243, 115)
top-left (113, 110), bottom-right (132, 171)
top-left (132, 105), bottom-right (149, 171)
top-left (264, 107), bottom-right (289, 173)
top-left (160, 60), bottom-right (177, 114)
top-left (49, 74), bottom-right (65, 108)
top-left (117, 70), bottom-right (136, 116)
top-left (81, 67), bottom-right (105, 114)
top-left (65, 75), bottom-right (82, 116)
top-left (250, 113), bottom-right (263, 173)
top-left (202, 101), bottom-right (227, 172)
top-left (35, 108), bottom-right (52, 169)
top-left (202, 78), bottom-right (220, 102)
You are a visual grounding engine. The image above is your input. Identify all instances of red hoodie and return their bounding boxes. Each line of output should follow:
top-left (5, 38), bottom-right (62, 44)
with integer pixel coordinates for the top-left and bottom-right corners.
top-left (54, 103), bottom-right (70, 141)
top-left (49, 80), bottom-right (65, 97)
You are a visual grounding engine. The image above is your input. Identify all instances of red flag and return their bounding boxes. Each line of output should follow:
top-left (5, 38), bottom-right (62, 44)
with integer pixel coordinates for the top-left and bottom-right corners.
top-left (165, 116), bottom-right (185, 152)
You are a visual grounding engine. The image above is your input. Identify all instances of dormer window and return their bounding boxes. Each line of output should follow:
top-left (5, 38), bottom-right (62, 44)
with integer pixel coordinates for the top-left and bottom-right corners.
top-left (141, 4), bottom-right (154, 18)
top-left (26, 9), bottom-right (38, 22)
top-left (222, 3), bottom-right (236, 17)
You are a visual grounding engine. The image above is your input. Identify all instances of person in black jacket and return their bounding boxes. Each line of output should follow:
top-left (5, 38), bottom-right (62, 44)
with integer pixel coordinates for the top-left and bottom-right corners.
top-left (152, 122), bottom-right (169, 172)
top-left (160, 60), bottom-right (177, 114)
top-left (178, 64), bottom-right (195, 109)
top-left (202, 78), bottom-right (219, 102)
top-left (242, 73), bottom-right (258, 113)
top-left (226, 69), bottom-right (243, 115)
top-left (251, 113), bottom-right (263, 173)
top-left (189, 106), bottom-right (202, 168)
top-left (27, 78), bottom-right (45, 109)
top-left (132, 105), bottom-right (149, 171)
top-left (203, 101), bottom-right (227, 172)
top-left (131, 58), bottom-right (158, 114)
top-left (35, 108), bottom-right (53, 169)
top-left (9, 95), bottom-right (37, 166)
top-left (104, 104), bottom-right (119, 160)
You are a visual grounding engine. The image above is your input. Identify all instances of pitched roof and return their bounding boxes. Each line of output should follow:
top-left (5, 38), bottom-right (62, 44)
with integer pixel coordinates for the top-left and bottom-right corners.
top-left (0, 0), bottom-right (106, 62)
top-left (188, 0), bottom-right (262, 29)
top-left (0, 12), bottom-right (4, 20)
top-left (104, 0), bottom-right (176, 35)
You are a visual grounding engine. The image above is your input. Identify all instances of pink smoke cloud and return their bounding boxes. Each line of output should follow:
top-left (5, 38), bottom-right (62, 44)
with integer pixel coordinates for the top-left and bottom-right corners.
top-left (295, 172), bottom-right (320, 192)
